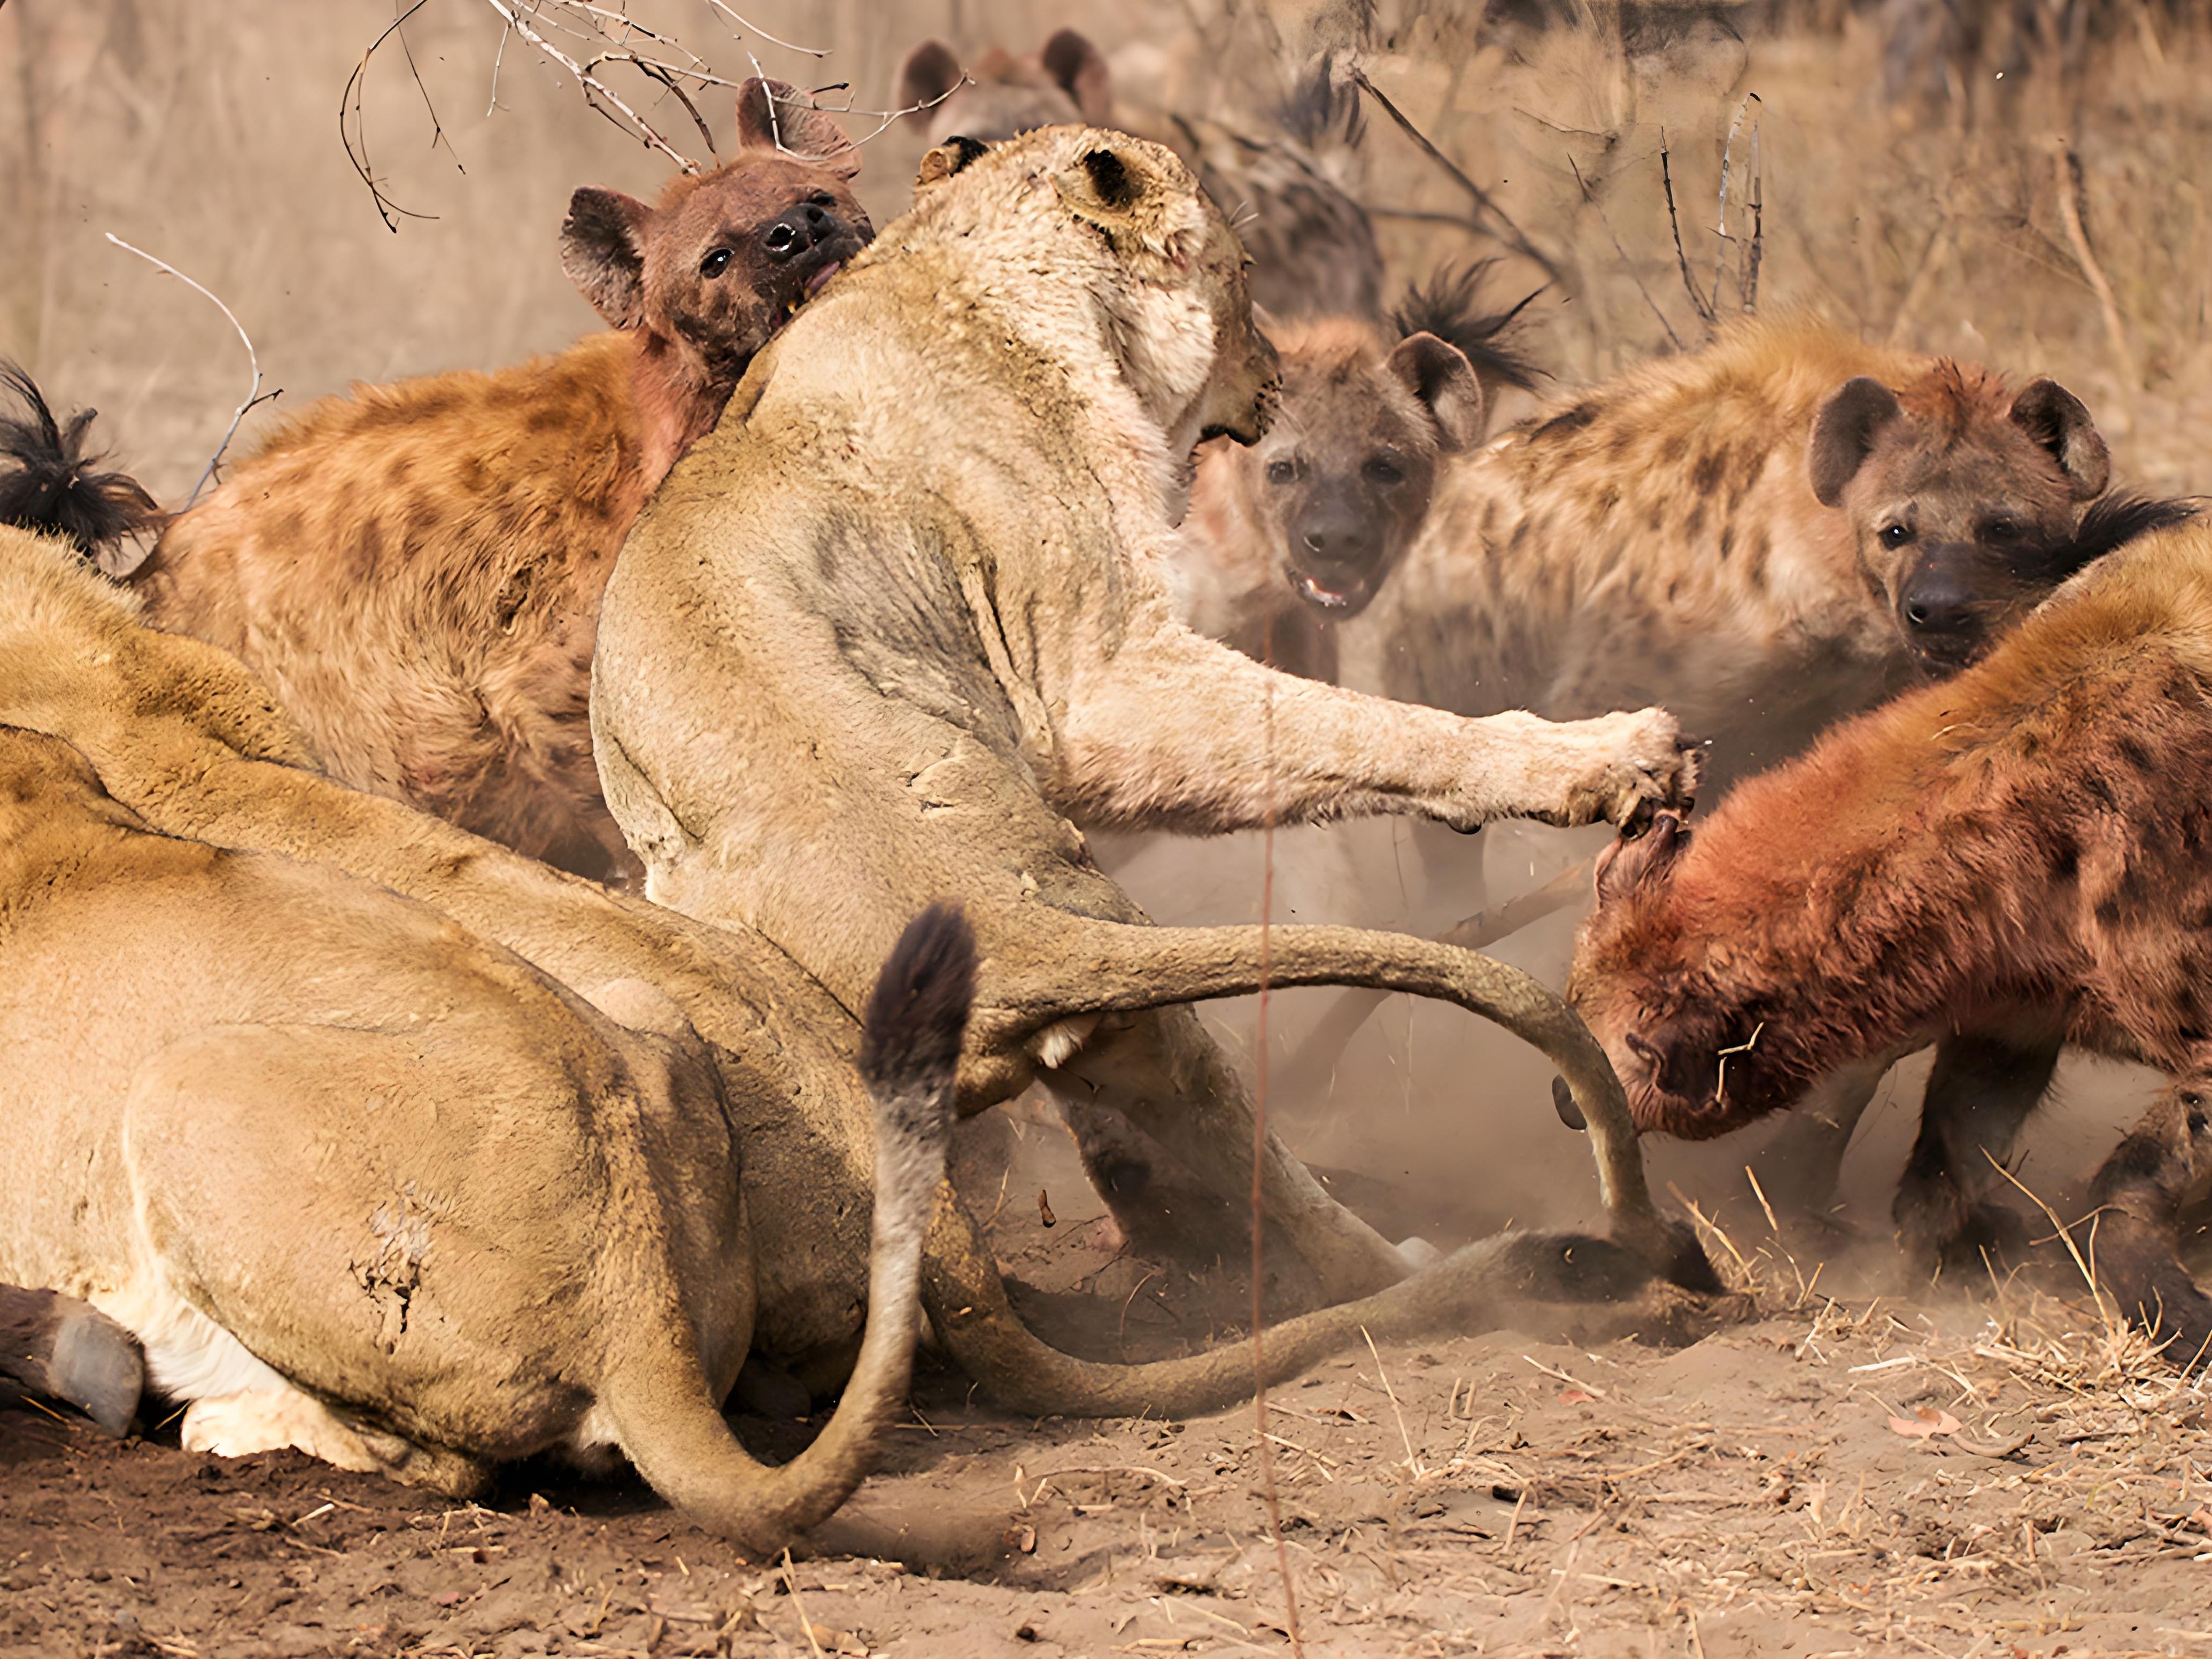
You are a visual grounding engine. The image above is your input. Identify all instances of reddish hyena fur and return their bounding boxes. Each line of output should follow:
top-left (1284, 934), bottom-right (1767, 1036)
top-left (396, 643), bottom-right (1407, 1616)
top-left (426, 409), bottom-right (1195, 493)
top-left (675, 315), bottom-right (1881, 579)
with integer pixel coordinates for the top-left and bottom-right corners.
top-left (1568, 520), bottom-right (2212, 1356)
top-left (129, 81), bottom-right (869, 884)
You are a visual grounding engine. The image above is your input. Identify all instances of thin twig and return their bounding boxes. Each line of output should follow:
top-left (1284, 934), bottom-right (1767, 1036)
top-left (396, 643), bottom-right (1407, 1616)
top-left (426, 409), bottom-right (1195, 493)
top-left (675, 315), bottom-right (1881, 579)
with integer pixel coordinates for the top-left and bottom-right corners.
top-left (341, 0), bottom-right (442, 231)
top-left (2048, 138), bottom-right (2136, 385)
top-left (1362, 1326), bottom-right (1426, 1479)
top-left (1350, 66), bottom-right (1558, 282)
top-left (1250, 610), bottom-right (1306, 1659)
top-left (779, 1548), bottom-right (827, 1659)
top-left (104, 234), bottom-right (276, 507)
top-left (1659, 130), bottom-right (1714, 325)
top-left (1569, 155), bottom-right (1683, 352)
top-left (479, 0), bottom-right (699, 170)
top-left (1713, 94), bottom-right (1760, 317)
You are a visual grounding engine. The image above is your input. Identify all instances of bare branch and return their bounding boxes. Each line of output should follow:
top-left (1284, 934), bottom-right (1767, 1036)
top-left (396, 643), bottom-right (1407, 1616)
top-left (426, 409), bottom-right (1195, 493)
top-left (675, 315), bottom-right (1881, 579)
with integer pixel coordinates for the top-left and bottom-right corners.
top-left (1349, 65), bottom-right (1559, 283)
top-left (104, 234), bottom-right (279, 507)
top-left (480, 0), bottom-right (699, 172)
top-left (341, 0), bottom-right (442, 232)
top-left (1569, 156), bottom-right (1683, 352)
top-left (1659, 130), bottom-right (1715, 327)
top-left (1713, 93), bottom-right (1760, 321)
top-left (2049, 138), bottom-right (2136, 387)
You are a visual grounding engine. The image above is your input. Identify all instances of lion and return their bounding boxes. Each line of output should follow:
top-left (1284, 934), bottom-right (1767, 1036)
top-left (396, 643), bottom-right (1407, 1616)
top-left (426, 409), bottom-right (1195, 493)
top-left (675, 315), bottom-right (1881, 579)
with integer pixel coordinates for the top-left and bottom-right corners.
top-left (0, 521), bottom-right (1726, 1442)
top-left (0, 676), bottom-right (974, 1553)
top-left (586, 124), bottom-right (1710, 1303)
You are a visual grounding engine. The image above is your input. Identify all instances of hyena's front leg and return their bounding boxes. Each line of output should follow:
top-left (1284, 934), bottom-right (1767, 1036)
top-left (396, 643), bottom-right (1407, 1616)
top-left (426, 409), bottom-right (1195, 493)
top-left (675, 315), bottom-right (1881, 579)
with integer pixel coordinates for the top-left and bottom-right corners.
top-left (2082, 1082), bottom-right (2212, 1365)
top-left (1054, 624), bottom-right (1698, 835)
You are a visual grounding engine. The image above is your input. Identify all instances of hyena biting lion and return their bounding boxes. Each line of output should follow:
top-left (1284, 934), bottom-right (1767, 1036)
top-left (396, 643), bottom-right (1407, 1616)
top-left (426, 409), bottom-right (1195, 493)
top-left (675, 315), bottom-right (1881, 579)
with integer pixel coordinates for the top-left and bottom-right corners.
top-left (1568, 515), bottom-right (2212, 1357)
top-left (6, 79), bottom-right (868, 888)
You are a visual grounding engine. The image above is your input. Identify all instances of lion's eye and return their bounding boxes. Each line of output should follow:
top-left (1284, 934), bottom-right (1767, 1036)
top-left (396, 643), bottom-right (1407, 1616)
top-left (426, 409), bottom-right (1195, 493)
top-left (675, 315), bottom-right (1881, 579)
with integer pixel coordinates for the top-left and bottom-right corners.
top-left (1880, 523), bottom-right (1913, 547)
top-left (700, 248), bottom-right (733, 278)
top-left (1265, 459), bottom-right (1298, 486)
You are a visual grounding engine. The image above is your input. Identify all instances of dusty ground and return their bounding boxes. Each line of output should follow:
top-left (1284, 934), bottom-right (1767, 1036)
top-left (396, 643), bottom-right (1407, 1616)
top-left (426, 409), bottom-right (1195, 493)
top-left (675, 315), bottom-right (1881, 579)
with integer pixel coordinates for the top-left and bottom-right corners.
top-left (7, 3), bottom-right (2212, 1655)
top-left (9, 1156), bottom-right (2212, 1659)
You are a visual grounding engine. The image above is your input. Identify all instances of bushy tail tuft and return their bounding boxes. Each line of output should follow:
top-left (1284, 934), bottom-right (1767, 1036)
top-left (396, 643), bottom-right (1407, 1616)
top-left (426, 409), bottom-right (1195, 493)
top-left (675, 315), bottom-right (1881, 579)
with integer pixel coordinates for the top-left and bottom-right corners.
top-left (1279, 52), bottom-right (1364, 151)
top-left (0, 363), bottom-right (165, 560)
top-left (860, 903), bottom-right (977, 1131)
top-left (2041, 491), bottom-right (2201, 584)
top-left (1390, 262), bottom-right (1546, 392)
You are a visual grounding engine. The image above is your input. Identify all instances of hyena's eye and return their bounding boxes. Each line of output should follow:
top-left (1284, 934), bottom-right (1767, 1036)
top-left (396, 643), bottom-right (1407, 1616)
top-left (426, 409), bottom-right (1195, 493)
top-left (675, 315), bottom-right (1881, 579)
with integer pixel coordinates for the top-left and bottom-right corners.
top-left (1880, 523), bottom-right (1913, 548)
top-left (700, 247), bottom-right (734, 279)
top-left (1364, 454), bottom-right (1406, 487)
top-left (1265, 459), bottom-right (1301, 486)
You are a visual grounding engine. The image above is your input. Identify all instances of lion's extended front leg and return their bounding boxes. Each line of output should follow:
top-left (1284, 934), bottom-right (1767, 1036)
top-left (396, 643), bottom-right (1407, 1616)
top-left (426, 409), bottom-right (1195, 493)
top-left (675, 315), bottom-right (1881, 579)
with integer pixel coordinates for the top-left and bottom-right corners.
top-left (1051, 623), bottom-right (1696, 835)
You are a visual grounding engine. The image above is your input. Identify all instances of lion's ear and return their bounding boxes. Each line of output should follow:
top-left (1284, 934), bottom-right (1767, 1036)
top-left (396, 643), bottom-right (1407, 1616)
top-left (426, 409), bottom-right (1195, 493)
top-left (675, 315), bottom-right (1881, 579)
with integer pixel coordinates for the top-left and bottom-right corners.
top-left (916, 135), bottom-right (991, 191)
top-left (1053, 144), bottom-right (1165, 245)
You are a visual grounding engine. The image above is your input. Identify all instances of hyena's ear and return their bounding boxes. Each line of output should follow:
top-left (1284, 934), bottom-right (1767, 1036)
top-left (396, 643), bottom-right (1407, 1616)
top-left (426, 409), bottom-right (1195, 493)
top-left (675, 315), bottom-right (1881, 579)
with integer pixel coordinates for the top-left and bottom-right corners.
top-left (734, 79), bottom-right (860, 177)
top-left (916, 135), bottom-right (991, 191)
top-left (560, 187), bottom-right (653, 329)
top-left (1808, 376), bottom-right (1905, 508)
top-left (1593, 810), bottom-right (1690, 908)
top-left (2010, 377), bottom-right (2110, 500)
top-left (897, 40), bottom-right (965, 123)
top-left (1387, 331), bottom-right (1485, 452)
top-left (1040, 29), bottom-right (1113, 125)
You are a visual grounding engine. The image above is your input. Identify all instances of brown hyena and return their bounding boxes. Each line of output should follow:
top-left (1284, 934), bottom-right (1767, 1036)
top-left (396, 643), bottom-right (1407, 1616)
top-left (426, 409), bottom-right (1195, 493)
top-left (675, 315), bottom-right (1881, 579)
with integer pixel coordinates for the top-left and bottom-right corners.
top-left (1177, 264), bottom-right (1541, 683)
top-left (1567, 517), bottom-right (2212, 1356)
top-left (893, 30), bottom-right (1383, 319)
top-left (72, 80), bottom-right (868, 886)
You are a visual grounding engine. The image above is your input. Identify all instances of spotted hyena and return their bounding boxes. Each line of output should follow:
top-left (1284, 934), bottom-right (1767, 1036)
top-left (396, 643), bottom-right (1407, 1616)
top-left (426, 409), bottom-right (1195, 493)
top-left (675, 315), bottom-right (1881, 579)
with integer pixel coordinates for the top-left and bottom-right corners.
top-left (1567, 516), bottom-right (2212, 1356)
top-left (1177, 263), bottom-right (1540, 683)
top-left (1208, 317), bottom-right (2151, 792)
top-left (100, 81), bottom-right (870, 885)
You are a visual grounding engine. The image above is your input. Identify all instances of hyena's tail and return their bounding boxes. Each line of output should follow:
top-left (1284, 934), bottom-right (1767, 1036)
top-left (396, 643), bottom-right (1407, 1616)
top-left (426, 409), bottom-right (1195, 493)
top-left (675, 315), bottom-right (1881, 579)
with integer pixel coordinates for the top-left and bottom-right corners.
top-left (0, 363), bottom-right (165, 562)
top-left (603, 903), bottom-right (978, 1560)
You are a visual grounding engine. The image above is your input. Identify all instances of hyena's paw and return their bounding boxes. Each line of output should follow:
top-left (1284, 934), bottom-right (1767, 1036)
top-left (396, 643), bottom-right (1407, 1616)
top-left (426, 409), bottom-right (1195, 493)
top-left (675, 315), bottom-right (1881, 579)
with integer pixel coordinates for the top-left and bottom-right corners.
top-left (1546, 708), bottom-right (1700, 829)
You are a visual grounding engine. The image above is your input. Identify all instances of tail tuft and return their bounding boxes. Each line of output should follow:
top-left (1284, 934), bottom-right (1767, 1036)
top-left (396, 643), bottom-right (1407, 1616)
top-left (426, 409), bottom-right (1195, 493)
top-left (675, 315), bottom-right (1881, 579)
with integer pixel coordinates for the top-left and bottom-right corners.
top-left (0, 362), bottom-right (165, 560)
top-left (859, 903), bottom-right (977, 1139)
top-left (1389, 262), bottom-right (1546, 392)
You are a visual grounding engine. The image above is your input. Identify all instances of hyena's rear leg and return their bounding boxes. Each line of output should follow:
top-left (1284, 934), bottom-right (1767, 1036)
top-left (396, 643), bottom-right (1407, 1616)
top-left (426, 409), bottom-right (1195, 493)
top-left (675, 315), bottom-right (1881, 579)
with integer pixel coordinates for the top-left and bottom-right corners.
top-left (2084, 1081), bottom-right (2212, 1367)
top-left (1045, 1005), bottom-right (1418, 1306)
top-left (1748, 1050), bottom-right (1899, 1243)
top-left (1893, 1031), bottom-right (2065, 1275)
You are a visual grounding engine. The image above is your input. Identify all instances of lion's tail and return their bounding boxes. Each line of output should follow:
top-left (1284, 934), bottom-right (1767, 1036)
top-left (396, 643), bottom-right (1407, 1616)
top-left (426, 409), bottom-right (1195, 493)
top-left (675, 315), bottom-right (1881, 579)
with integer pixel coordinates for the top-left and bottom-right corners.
top-left (0, 363), bottom-right (165, 562)
top-left (601, 903), bottom-right (974, 1558)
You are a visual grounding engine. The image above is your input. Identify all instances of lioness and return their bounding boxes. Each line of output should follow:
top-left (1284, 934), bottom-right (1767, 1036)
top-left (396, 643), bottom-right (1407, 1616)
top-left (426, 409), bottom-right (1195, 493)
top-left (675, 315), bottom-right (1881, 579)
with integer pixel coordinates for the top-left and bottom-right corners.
top-left (0, 522), bottom-right (1720, 1431)
top-left (0, 697), bottom-right (972, 1548)
top-left (589, 126), bottom-right (1707, 1300)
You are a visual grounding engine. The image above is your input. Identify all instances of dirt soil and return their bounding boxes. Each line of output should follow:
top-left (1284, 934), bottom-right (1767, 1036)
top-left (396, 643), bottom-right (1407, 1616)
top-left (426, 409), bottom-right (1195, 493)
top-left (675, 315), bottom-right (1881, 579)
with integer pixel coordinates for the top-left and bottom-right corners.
top-left (9, 1164), bottom-right (2211, 1659)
